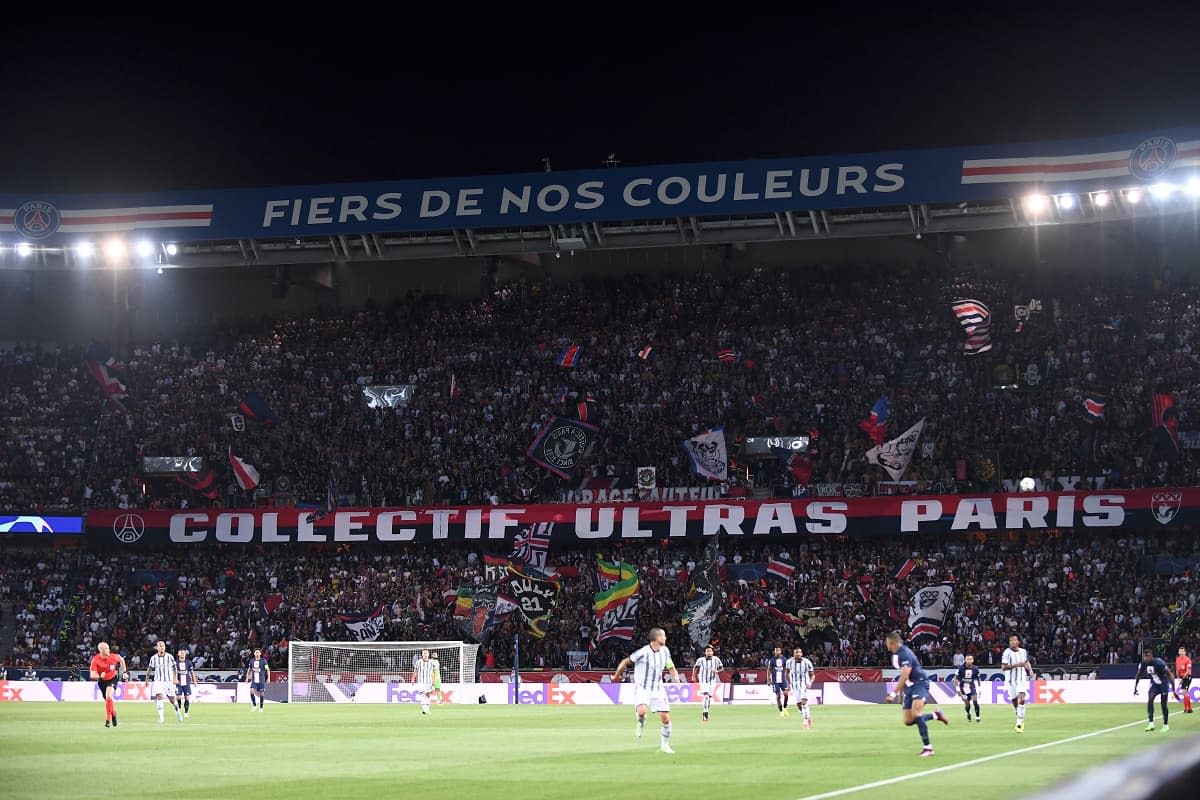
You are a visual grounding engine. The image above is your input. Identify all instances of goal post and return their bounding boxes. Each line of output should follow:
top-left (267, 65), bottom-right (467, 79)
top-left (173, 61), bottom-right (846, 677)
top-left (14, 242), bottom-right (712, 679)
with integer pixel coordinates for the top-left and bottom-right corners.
top-left (287, 641), bottom-right (480, 703)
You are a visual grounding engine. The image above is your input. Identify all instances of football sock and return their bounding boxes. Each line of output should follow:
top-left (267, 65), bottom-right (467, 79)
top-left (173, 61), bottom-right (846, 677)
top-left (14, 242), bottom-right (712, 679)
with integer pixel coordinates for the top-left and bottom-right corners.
top-left (156, 700), bottom-right (164, 721)
top-left (916, 717), bottom-right (930, 746)
top-left (802, 704), bottom-right (811, 722)
top-left (1161, 696), bottom-right (1169, 725)
top-left (661, 722), bottom-right (671, 744)
top-left (1016, 704), bottom-right (1026, 723)
top-left (105, 698), bottom-right (114, 720)
top-left (973, 700), bottom-right (980, 719)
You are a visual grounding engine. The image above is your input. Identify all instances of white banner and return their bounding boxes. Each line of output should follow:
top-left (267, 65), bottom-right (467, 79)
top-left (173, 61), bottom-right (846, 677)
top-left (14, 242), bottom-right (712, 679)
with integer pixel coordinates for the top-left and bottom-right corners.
top-left (866, 418), bottom-right (926, 481)
top-left (822, 679), bottom-right (1195, 706)
top-left (682, 427), bottom-right (729, 481)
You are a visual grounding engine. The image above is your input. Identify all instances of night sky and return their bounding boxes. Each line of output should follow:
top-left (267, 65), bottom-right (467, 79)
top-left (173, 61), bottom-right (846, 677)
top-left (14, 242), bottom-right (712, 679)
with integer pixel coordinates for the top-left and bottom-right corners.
top-left (2, 13), bottom-right (1197, 194)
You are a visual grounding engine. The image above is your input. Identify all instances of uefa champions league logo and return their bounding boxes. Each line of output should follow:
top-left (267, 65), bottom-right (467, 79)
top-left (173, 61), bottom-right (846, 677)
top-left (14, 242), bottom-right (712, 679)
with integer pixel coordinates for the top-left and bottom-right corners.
top-left (13, 201), bottom-right (62, 239)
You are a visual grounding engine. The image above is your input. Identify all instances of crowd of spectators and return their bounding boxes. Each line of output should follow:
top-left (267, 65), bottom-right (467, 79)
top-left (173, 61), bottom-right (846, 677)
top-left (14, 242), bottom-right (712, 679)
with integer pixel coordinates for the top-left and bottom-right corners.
top-left (1, 262), bottom-right (1198, 514)
top-left (3, 528), bottom-right (1196, 672)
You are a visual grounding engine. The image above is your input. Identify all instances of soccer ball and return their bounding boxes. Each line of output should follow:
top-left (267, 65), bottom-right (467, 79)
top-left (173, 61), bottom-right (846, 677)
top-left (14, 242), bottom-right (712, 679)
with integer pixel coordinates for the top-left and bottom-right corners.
top-left (1018, 477), bottom-right (1036, 492)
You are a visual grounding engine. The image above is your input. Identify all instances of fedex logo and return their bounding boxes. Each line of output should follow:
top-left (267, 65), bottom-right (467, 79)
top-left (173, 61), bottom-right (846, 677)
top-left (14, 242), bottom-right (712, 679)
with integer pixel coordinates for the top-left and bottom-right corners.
top-left (387, 686), bottom-right (454, 704)
top-left (0, 681), bottom-right (25, 701)
top-left (508, 685), bottom-right (577, 705)
top-left (93, 682), bottom-right (150, 702)
top-left (991, 680), bottom-right (1065, 705)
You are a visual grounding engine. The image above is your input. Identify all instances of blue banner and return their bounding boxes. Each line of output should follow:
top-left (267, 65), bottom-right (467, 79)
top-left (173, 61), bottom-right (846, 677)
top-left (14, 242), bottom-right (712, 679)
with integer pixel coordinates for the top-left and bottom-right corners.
top-left (2, 127), bottom-right (1196, 242)
top-left (0, 514), bottom-right (83, 534)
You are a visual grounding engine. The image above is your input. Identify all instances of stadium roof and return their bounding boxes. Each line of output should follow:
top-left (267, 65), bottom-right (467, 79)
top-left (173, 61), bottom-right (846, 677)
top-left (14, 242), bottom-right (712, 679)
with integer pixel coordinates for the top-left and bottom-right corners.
top-left (1, 127), bottom-right (1197, 270)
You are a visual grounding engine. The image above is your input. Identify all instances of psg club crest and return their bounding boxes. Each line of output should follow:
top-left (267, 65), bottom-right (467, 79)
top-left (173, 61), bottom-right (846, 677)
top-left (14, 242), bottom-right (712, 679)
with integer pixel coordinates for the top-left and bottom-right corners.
top-left (13, 200), bottom-right (62, 239)
top-left (112, 513), bottom-right (146, 544)
top-left (1129, 137), bottom-right (1177, 181)
top-left (1151, 491), bottom-right (1182, 526)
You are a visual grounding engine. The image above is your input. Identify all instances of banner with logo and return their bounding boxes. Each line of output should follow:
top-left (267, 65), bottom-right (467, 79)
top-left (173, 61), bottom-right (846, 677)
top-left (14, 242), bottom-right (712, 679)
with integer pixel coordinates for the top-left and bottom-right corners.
top-left (362, 385), bottom-right (415, 409)
top-left (507, 567), bottom-right (560, 638)
top-left (85, 488), bottom-right (1196, 546)
top-left (908, 582), bottom-right (954, 643)
top-left (866, 418), bottom-right (925, 481)
top-left (339, 606), bottom-right (387, 641)
top-left (527, 416), bottom-right (599, 479)
top-left (682, 428), bottom-right (728, 481)
top-left (0, 515), bottom-right (83, 535)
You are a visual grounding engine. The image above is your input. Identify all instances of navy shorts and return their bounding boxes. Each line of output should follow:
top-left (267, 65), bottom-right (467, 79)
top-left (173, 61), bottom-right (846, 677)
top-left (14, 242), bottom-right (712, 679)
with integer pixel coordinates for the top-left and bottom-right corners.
top-left (250, 682), bottom-right (266, 693)
top-left (1148, 684), bottom-right (1172, 700)
top-left (178, 685), bottom-right (192, 696)
top-left (772, 682), bottom-right (788, 694)
top-left (903, 680), bottom-right (931, 710)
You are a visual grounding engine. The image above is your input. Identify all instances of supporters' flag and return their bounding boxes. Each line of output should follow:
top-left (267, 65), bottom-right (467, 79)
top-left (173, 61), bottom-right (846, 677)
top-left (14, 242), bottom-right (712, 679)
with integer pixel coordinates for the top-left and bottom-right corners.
top-left (556, 345), bottom-right (583, 368)
top-left (264, 594), bottom-right (284, 615)
top-left (338, 606), bottom-right (387, 641)
top-left (716, 347), bottom-right (737, 363)
top-left (238, 391), bottom-right (280, 425)
top-left (950, 299), bottom-right (993, 354)
top-left (442, 588), bottom-right (459, 606)
top-left (893, 558), bottom-right (918, 581)
top-left (449, 373), bottom-right (461, 400)
top-left (682, 427), bottom-right (729, 481)
top-left (856, 580), bottom-right (872, 603)
top-left (483, 554), bottom-right (511, 583)
top-left (1084, 392), bottom-right (1106, 423)
top-left (227, 449), bottom-right (260, 491)
top-left (453, 586), bottom-right (475, 619)
top-left (866, 418), bottom-right (926, 481)
top-left (1157, 406), bottom-right (1181, 459)
top-left (84, 342), bottom-right (130, 413)
top-left (766, 558), bottom-right (794, 582)
top-left (1103, 318), bottom-right (1121, 332)
top-left (765, 604), bottom-right (835, 632)
top-left (527, 416), bottom-right (599, 479)
top-left (638, 345), bottom-right (656, 362)
top-left (595, 556), bottom-right (627, 588)
top-left (693, 543), bottom-right (721, 596)
top-left (681, 591), bottom-right (718, 649)
top-left (507, 566), bottom-right (560, 638)
top-left (593, 558), bottom-right (640, 645)
top-left (453, 586), bottom-right (502, 643)
top-left (414, 588), bottom-right (426, 622)
top-left (511, 522), bottom-right (553, 570)
top-left (908, 582), bottom-right (954, 643)
top-left (306, 466), bottom-right (338, 524)
top-left (887, 591), bottom-right (901, 622)
top-left (858, 396), bottom-right (890, 445)
top-left (725, 563), bottom-right (768, 582)
top-left (176, 467), bottom-right (219, 500)
top-left (636, 466), bottom-right (657, 490)
top-left (575, 400), bottom-right (593, 422)
top-left (555, 386), bottom-right (569, 404)
top-left (1151, 393), bottom-right (1176, 429)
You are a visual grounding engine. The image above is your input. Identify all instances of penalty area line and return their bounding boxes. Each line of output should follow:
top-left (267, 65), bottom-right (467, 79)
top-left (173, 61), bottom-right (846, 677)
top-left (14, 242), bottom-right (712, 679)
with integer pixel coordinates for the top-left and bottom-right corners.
top-left (793, 719), bottom-right (1146, 800)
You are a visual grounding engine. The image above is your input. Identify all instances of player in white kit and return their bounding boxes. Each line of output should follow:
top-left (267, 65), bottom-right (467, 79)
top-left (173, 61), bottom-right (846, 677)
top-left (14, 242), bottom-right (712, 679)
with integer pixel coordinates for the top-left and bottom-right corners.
top-left (1002, 634), bottom-right (1033, 733)
top-left (786, 647), bottom-right (815, 730)
top-left (613, 627), bottom-right (682, 753)
top-left (412, 649), bottom-right (437, 715)
top-left (691, 644), bottom-right (723, 723)
top-left (147, 640), bottom-right (183, 724)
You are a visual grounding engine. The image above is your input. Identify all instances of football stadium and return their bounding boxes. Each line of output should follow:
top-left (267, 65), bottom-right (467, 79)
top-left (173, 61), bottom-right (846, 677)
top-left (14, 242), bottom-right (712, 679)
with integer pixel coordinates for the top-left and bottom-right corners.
top-left (3, 32), bottom-right (1200, 800)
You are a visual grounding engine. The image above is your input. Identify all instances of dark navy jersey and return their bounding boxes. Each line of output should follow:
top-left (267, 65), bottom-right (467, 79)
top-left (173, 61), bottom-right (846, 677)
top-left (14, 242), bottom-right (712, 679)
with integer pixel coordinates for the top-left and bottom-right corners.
top-left (177, 658), bottom-right (194, 686)
top-left (247, 657), bottom-right (269, 684)
top-left (768, 656), bottom-right (788, 685)
top-left (892, 645), bottom-right (929, 683)
top-left (956, 665), bottom-right (981, 692)
top-left (1137, 658), bottom-right (1172, 687)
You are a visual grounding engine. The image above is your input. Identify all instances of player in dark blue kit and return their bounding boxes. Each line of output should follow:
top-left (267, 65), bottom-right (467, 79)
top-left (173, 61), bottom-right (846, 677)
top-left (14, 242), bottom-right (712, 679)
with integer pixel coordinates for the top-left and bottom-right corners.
top-left (1133, 648), bottom-right (1175, 732)
top-left (768, 646), bottom-right (789, 717)
top-left (885, 631), bottom-right (948, 757)
top-left (245, 648), bottom-right (270, 713)
top-left (176, 648), bottom-right (197, 718)
top-left (954, 654), bottom-right (983, 724)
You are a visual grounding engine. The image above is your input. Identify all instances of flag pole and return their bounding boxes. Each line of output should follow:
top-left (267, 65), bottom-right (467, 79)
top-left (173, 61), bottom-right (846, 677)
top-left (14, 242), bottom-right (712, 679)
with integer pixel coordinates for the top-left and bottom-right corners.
top-left (512, 632), bottom-right (520, 704)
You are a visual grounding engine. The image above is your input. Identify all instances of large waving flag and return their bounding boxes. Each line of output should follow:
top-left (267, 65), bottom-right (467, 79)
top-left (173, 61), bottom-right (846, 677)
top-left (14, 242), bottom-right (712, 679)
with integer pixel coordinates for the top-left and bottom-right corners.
top-left (950, 299), bottom-right (993, 355)
top-left (85, 342), bottom-right (130, 413)
top-left (228, 449), bottom-right (260, 491)
top-left (1084, 392), bottom-right (1106, 424)
top-left (511, 522), bottom-right (553, 571)
top-left (176, 466), bottom-right (219, 500)
top-left (908, 582), bottom-right (954, 643)
top-left (556, 345), bottom-right (583, 368)
top-left (866, 418), bottom-right (926, 481)
top-left (682, 427), bottom-right (729, 481)
top-left (527, 416), bottom-right (599, 479)
top-left (858, 396), bottom-right (890, 445)
top-left (592, 557), bottom-right (640, 646)
top-left (339, 606), bottom-right (387, 641)
top-left (238, 391), bottom-right (280, 425)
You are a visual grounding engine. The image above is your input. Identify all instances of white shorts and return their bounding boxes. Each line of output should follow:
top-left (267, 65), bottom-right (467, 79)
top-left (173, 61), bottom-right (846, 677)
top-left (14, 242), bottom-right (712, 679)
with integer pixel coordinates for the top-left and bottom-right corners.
top-left (700, 681), bottom-right (720, 698)
top-left (633, 687), bottom-right (670, 713)
top-left (791, 684), bottom-right (809, 701)
top-left (151, 681), bottom-right (176, 698)
top-left (1006, 679), bottom-right (1030, 697)
top-left (416, 683), bottom-right (433, 694)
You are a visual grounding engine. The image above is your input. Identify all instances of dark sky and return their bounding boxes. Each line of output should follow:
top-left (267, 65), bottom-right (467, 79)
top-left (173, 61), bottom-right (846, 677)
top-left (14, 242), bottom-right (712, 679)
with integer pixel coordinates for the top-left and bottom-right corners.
top-left (2, 13), bottom-right (1198, 194)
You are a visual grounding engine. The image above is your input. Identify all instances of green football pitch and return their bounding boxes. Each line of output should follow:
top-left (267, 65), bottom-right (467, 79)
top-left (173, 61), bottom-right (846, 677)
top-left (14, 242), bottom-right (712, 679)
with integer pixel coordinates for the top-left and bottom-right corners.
top-left (0, 702), bottom-right (1193, 799)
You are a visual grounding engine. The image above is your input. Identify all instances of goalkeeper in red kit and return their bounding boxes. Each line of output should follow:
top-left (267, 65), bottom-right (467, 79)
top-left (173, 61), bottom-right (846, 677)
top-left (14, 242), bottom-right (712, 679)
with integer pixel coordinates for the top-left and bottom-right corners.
top-left (89, 642), bottom-right (129, 728)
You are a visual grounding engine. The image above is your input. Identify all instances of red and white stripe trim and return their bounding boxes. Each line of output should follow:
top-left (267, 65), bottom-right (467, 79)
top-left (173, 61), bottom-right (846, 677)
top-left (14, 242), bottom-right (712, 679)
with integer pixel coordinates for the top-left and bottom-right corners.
top-left (0, 204), bottom-right (213, 234)
top-left (961, 140), bottom-right (1200, 184)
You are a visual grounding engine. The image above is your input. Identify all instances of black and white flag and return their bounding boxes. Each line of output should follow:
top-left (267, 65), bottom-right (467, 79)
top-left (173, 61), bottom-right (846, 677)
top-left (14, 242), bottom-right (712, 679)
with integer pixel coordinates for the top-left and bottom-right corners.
top-left (866, 418), bottom-right (926, 481)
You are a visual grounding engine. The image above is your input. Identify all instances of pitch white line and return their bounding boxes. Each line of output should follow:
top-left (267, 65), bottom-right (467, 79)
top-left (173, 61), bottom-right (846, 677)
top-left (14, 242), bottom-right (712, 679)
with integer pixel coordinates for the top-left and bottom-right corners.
top-left (793, 719), bottom-right (1146, 800)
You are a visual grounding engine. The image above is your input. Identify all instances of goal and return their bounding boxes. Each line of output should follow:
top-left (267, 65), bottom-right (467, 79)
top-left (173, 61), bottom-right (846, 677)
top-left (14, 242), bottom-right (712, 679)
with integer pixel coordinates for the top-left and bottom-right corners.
top-left (287, 641), bottom-right (479, 703)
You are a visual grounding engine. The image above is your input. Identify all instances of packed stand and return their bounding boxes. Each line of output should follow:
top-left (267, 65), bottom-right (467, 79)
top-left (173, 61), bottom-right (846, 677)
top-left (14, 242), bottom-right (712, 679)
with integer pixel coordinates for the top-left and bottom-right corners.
top-left (5, 529), bottom-right (1195, 671)
top-left (1, 263), bottom-right (1198, 514)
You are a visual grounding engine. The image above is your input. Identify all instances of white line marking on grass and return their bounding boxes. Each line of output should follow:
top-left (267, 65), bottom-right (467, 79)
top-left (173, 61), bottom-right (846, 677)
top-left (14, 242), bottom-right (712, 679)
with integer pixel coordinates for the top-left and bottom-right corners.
top-left (793, 719), bottom-right (1146, 800)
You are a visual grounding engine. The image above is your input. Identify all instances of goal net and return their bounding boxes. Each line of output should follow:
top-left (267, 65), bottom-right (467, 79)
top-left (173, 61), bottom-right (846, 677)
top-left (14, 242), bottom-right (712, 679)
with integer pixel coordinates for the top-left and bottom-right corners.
top-left (287, 641), bottom-right (479, 703)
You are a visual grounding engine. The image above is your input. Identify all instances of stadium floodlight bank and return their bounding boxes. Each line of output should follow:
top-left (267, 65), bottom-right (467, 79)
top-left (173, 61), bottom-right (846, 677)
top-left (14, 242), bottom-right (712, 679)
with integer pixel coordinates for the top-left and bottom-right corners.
top-left (287, 641), bottom-right (479, 703)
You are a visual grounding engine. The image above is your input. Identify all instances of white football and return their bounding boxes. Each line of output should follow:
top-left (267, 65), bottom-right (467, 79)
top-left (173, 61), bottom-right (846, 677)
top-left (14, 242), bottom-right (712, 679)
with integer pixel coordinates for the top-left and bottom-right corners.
top-left (1018, 477), bottom-right (1036, 492)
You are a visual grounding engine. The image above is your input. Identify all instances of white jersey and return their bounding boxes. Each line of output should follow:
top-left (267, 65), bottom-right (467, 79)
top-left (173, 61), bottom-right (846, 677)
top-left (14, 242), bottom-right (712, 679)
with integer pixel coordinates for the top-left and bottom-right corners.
top-left (149, 653), bottom-right (176, 683)
top-left (413, 659), bottom-right (436, 690)
top-left (786, 656), bottom-right (814, 689)
top-left (630, 644), bottom-right (674, 694)
top-left (1003, 647), bottom-right (1031, 686)
top-left (694, 655), bottom-right (723, 685)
